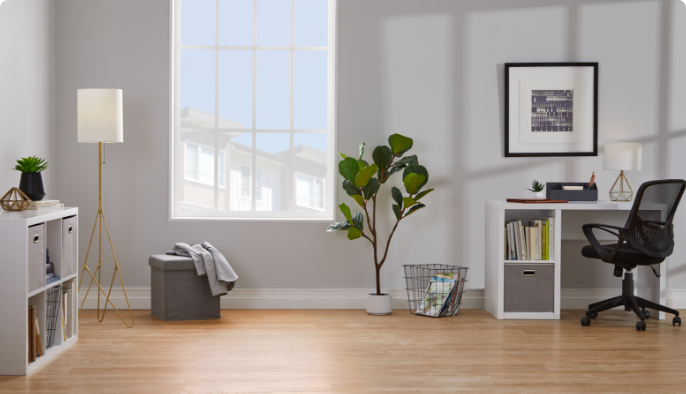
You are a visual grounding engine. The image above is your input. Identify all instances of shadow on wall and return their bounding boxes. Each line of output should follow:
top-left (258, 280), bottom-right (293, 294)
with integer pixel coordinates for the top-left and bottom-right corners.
top-left (369, 0), bottom-right (686, 290)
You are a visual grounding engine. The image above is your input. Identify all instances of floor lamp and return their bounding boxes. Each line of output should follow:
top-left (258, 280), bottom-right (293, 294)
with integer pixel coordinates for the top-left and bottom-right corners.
top-left (605, 142), bottom-right (642, 202)
top-left (77, 88), bottom-right (134, 327)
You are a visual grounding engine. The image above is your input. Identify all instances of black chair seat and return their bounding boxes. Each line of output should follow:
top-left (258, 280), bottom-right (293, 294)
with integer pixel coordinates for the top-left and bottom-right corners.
top-left (581, 243), bottom-right (665, 266)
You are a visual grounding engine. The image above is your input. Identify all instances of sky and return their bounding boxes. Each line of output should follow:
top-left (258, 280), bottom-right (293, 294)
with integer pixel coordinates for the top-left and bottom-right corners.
top-left (180, 0), bottom-right (329, 154)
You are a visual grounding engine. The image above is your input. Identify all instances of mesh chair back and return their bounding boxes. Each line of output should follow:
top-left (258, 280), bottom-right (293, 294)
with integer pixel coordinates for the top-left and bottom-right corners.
top-left (624, 179), bottom-right (686, 258)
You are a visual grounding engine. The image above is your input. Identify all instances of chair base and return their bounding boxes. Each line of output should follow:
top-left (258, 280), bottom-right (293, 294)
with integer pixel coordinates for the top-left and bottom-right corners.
top-left (584, 271), bottom-right (679, 322)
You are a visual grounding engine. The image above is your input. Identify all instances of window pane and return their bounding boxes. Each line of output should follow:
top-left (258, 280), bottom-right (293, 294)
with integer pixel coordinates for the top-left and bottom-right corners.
top-left (256, 0), bottom-right (290, 47)
top-left (219, 0), bottom-right (253, 46)
top-left (223, 131), bottom-right (254, 211)
top-left (256, 51), bottom-right (290, 129)
top-left (294, 51), bottom-right (327, 129)
top-left (181, 50), bottom-right (215, 128)
top-left (255, 133), bottom-right (290, 211)
top-left (294, 0), bottom-right (328, 47)
top-left (294, 132), bottom-right (327, 211)
top-left (256, 168), bottom-right (263, 201)
top-left (240, 164), bottom-right (251, 198)
top-left (181, 0), bottom-right (216, 46)
top-left (185, 143), bottom-right (199, 179)
top-left (296, 173), bottom-right (313, 208)
top-left (199, 147), bottom-right (215, 185)
top-left (219, 50), bottom-right (253, 129)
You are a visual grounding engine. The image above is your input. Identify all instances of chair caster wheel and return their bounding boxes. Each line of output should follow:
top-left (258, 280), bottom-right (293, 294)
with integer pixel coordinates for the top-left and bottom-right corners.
top-left (581, 317), bottom-right (591, 326)
top-left (588, 313), bottom-right (598, 319)
top-left (636, 321), bottom-right (646, 331)
top-left (673, 316), bottom-right (681, 326)
top-left (642, 309), bottom-right (650, 319)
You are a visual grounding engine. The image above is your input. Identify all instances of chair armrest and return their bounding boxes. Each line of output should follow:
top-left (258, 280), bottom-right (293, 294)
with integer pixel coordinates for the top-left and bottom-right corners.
top-left (581, 223), bottom-right (627, 263)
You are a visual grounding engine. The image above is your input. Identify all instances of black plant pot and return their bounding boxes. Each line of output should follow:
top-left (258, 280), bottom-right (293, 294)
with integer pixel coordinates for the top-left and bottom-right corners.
top-left (19, 172), bottom-right (46, 201)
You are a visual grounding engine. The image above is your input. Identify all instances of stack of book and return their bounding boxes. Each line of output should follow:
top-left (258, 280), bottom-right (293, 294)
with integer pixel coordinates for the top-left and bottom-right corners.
top-left (62, 286), bottom-right (75, 340)
top-left (504, 217), bottom-right (554, 260)
top-left (28, 305), bottom-right (43, 362)
top-left (28, 200), bottom-right (64, 210)
top-left (415, 273), bottom-right (464, 317)
top-left (46, 249), bottom-right (60, 285)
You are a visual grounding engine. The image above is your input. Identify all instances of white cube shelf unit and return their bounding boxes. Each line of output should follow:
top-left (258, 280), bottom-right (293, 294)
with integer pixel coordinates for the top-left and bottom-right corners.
top-left (0, 208), bottom-right (78, 375)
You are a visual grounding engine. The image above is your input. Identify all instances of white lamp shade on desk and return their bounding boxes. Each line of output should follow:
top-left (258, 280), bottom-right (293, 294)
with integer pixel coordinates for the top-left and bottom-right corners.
top-left (604, 142), bottom-right (641, 171)
top-left (77, 89), bottom-right (123, 143)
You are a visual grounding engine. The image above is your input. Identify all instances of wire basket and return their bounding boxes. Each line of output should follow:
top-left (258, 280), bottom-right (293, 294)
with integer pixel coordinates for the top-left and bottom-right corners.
top-left (45, 285), bottom-right (61, 348)
top-left (404, 264), bottom-right (469, 317)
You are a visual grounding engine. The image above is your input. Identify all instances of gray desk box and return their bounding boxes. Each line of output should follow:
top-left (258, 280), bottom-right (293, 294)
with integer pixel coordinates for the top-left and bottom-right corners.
top-left (504, 264), bottom-right (554, 313)
top-left (149, 254), bottom-right (220, 321)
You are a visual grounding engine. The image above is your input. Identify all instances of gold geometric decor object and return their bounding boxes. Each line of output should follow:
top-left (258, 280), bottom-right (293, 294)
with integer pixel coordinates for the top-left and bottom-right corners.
top-left (609, 170), bottom-right (634, 202)
top-left (0, 187), bottom-right (31, 211)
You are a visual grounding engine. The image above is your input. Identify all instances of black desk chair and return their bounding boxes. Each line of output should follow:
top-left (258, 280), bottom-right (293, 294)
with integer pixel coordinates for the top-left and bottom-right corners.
top-left (580, 179), bottom-right (686, 331)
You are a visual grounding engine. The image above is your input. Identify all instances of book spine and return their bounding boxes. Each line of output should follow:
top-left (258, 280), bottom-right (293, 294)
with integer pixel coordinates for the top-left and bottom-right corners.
top-left (538, 220), bottom-right (542, 260)
top-left (504, 225), bottom-right (508, 260)
top-left (518, 222), bottom-right (526, 260)
top-left (548, 217), bottom-right (554, 260)
top-left (542, 221), bottom-right (548, 260)
top-left (515, 222), bottom-right (522, 260)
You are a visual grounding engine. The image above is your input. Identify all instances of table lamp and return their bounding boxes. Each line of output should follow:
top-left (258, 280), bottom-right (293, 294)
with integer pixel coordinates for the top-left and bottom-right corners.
top-left (77, 88), bottom-right (134, 327)
top-left (604, 142), bottom-right (642, 202)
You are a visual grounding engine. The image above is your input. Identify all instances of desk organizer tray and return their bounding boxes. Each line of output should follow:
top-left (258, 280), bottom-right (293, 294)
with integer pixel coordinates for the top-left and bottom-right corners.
top-left (546, 182), bottom-right (598, 201)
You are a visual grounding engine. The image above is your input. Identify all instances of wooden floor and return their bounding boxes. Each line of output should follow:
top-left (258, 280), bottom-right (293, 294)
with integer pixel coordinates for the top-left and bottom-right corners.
top-left (1, 309), bottom-right (685, 393)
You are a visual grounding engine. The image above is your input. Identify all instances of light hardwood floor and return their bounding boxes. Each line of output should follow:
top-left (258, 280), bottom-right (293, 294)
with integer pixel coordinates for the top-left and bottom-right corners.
top-left (1, 309), bottom-right (685, 393)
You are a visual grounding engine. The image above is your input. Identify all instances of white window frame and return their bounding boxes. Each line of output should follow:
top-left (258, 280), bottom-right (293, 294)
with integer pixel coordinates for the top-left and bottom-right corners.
top-left (170, 0), bottom-right (337, 220)
top-left (295, 171), bottom-right (325, 211)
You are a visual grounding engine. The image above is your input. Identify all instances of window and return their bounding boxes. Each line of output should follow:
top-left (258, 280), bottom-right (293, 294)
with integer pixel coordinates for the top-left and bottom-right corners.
top-left (172, 0), bottom-right (336, 220)
top-left (296, 173), bottom-right (324, 210)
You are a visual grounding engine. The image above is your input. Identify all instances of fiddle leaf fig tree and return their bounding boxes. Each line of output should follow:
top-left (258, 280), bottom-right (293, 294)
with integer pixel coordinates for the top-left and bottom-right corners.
top-left (327, 133), bottom-right (434, 295)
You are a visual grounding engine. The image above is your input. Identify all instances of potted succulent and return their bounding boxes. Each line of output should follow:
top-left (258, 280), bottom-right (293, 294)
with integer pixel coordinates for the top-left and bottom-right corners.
top-left (327, 133), bottom-right (433, 315)
top-left (13, 156), bottom-right (48, 201)
top-left (528, 180), bottom-right (545, 199)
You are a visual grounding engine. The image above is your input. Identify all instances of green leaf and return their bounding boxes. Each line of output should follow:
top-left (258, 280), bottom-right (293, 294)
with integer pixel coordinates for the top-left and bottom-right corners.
top-left (380, 166), bottom-right (402, 184)
top-left (351, 195), bottom-right (365, 207)
top-left (405, 203), bottom-right (426, 217)
top-left (402, 164), bottom-right (429, 193)
top-left (372, 145), bottom-right (393, 172)
top-left (339, 157), bottom-right (360, 183)
top-left (355, 163), bottom-right (377, 187)
top-left (358, 159), bottom-right (369, 170)
top-left (339, 152), bottom-right (348, 159)
top-left (347, 227), bottom-right (362, 240)
top-left (391, 187), bottom-right (403, 209)
top-left (342, 180), bottom-right (360, 196)
top-left (358, 143), bottom-right (365, 160)
top-left (392, 204), bottom-right (401, 220)
top-left (394, 155), bottom-right (418, 168)
top-left (339, 203), bottom-right (352, 223)
top-left (351, 212), bottom-right (364, 231)
top-left (403, 173), bottom-right (426, 194)
top-left (415, 188), bottom-right (434, 201)
top-left (13, 156), bottom-right (49, 173)
top-left (362, 178), bottom-right (379, 200)
top-left (403, 197), bottom-right (418, 208)
top-left (326, 222), bottom-right (351, 232)
top-left (388, 134), bottom-right (413, 157)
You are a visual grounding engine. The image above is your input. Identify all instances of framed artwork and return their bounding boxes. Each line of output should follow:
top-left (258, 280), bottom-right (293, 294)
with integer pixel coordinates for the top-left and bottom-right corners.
top-left (504, 62), bottom-right (598, 157)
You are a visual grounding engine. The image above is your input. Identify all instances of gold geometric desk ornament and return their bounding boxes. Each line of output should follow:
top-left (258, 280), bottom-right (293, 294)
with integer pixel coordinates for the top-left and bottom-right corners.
top-left (1, 187), bottom-right (31, 211)
top-left (604, 142), bottom-right (642, 202)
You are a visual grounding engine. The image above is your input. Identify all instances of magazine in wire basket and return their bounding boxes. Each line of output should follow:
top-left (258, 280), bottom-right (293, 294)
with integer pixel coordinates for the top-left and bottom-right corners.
top-left (404, 264), bottom-right (468, 317)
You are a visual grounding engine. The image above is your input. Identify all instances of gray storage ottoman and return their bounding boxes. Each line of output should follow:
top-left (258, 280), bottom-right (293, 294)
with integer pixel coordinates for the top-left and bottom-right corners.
top-left (149, 254), bottom-right (220, 321)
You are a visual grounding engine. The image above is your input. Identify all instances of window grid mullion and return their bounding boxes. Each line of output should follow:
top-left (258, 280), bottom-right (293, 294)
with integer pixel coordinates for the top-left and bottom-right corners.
top-left (251, 0), bottom-right (257, 212)
top-left (181, 45), bottom-right (326, 51)
top-left (213, 0), bottom-right (220, 211)
top-left (289, 0), bottom-right (295, 211)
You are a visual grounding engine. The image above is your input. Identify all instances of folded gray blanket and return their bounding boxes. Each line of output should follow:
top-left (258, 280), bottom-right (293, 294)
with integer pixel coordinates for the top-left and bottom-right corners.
top-left (166, 242), bottom-right (238, 296)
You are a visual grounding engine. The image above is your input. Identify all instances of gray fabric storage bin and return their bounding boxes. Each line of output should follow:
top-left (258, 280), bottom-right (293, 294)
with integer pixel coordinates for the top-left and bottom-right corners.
top-left (28, 223), bottom-right (45, 294)
top-left (149, 254), bottom-right (220, 321)
top-left (504, 264), bottom-right (554, 313)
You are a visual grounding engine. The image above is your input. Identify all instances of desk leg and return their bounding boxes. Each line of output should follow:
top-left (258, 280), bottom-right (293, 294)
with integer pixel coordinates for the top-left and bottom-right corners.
top-left (636, 262), bottom-right (666, 320)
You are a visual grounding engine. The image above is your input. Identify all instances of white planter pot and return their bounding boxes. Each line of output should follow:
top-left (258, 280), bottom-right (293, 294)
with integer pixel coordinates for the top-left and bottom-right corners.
top-left (366, 293), bottom-right (393, 315)
top-left (532, 191), bottom-right (545, 199)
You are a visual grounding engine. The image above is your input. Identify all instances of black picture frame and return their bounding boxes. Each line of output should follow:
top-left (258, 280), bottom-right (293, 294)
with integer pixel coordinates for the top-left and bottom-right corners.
top-left (504, 62), bottom-right (598, 157)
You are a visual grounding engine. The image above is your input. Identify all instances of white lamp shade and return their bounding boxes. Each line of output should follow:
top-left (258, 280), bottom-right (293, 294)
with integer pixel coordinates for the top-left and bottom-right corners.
top-left (604, 142), bottom-right (642, 171)
top-left (77, 89), bottom-right (123, 143)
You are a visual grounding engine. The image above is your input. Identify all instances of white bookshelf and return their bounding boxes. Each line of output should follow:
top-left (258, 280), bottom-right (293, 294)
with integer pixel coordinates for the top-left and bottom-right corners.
top-left (0, 208), bottom-right (78, 375)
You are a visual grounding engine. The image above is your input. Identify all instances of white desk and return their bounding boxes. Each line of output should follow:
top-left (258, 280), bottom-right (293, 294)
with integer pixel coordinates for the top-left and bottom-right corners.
top-left (485, 200), bottom-right (666, 320)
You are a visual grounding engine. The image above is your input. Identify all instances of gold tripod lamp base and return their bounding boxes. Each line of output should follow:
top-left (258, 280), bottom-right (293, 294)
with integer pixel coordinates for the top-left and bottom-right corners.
top-left (609, 170), bottom-right (634, 202)
top-left (77, 141), bottom-right (135, 328)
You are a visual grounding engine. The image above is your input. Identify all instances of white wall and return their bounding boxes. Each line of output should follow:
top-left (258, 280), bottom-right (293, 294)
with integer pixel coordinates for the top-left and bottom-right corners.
top-left (53, 0), bottom-right (686, 303)
top-left (0, 0), bottom-right (54, 198)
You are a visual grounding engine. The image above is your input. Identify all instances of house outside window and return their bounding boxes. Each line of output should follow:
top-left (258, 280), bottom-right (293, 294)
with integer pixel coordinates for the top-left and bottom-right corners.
top-left (172, 0), bottom-right (336, 220)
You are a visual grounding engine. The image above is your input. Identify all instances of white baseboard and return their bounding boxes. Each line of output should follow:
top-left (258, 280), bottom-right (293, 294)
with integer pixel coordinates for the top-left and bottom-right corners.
top-left (78, 288), bottom-right (686, 311)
